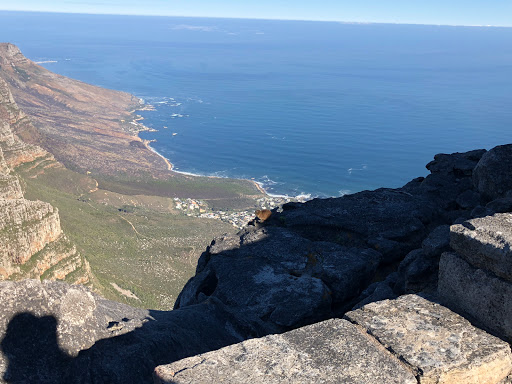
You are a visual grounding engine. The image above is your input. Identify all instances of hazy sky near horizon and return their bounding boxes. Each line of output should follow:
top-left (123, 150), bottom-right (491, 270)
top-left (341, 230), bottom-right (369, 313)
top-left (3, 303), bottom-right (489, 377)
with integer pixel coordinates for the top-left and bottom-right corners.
top-left (0, 0), bottom-right (511, 26)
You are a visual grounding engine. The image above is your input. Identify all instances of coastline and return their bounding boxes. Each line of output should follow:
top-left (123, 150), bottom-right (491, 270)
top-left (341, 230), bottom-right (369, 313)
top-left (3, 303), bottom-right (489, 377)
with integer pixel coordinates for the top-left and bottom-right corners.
top-left (252, 180), bottom-right (267, 195)
top-left (131, 103), bottom-right (270, 196)
top-left (130, 100), bottom-right (317, 202)
top-left (141, 139), bottom-right (173, 171)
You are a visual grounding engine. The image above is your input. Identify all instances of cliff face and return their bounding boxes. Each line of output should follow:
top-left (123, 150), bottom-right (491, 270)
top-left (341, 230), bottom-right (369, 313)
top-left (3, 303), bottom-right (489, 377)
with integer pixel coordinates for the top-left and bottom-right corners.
top-left (0, 76), bottom-right (46, 168)
top-left (0, 77), bottom-right (90, 284)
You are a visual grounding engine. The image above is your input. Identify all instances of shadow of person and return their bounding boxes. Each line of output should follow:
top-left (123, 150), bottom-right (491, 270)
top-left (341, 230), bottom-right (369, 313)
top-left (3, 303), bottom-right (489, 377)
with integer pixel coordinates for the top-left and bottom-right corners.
top-left (1, 313), bottom-right (72, 384)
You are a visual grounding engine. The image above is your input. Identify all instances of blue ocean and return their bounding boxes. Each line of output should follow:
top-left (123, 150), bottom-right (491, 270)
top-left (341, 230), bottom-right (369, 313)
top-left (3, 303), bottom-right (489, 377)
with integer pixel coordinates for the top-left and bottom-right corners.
top-left (1, 11), bottom-right (511, 197)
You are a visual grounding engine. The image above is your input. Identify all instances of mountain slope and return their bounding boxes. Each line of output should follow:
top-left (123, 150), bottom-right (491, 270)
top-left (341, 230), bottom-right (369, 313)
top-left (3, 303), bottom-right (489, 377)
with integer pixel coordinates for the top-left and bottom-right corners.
top-left (0, 42), bottom-right (263, 206)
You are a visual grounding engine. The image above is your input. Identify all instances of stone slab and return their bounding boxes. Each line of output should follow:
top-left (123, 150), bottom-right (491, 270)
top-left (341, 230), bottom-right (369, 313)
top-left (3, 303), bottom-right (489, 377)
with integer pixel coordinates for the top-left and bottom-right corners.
top-left (438, 252), bottom-right (512, 342)
top-left (451, 213), bottom-right (512, 282)
top-left (345, 294), bottom-right (512, 384)
top-left (153, 319), bottom-right (416, 384)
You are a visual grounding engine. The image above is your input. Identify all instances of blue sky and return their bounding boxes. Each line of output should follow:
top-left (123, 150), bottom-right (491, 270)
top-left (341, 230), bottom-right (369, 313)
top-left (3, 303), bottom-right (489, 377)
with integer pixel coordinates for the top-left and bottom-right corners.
top-left (0, 0), bottom-right (511, 26)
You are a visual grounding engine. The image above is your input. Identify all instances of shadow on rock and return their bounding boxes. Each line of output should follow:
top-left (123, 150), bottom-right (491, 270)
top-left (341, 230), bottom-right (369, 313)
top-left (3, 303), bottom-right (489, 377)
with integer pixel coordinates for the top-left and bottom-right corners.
top-left (0, 295), bottom-right (259, 384)
top-left (1, 314), bottom-right (72, 384)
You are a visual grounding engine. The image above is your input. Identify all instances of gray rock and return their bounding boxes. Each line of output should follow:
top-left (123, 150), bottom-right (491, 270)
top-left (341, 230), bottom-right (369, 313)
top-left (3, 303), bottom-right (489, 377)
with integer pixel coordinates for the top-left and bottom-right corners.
top-left (456, 190), bottom-right (481, 209)
top-left (0, 279), bottom-right (149, 357)
top-left (450, 213), bottom-right (512, 282)
top-left (425, 149), bottom-right (486, 176)
top-left (450, 210), bottom-right (472, 224)
top-left (471, 205), bottom-right (495, 218)
top-left (0, 280), bottom-right (257, 383)
top-left (395, 249), bottom-right (438, 294)
top-left (345, 294), bottom-right (512, 384)
top-left (176, 226), bottom-right (381, 330)
top-left (400, 149), bottom-right (485, 213)
top-left (271, 188), bottom-right (437, 263)
top-left (421, 224), bottom-right (450, 258)
top-left (367, 237), bottom-right (404, 260)
top-left (473, 144), bottom-right (512, 201)
top-left (438, 252), bottom-right (512, 342)
top-left (352, 275), bottom-right (398, 310)
top-left (153, 319), bottom-right (417, 384)
top-left (391, 225), bottom-right (451, 295)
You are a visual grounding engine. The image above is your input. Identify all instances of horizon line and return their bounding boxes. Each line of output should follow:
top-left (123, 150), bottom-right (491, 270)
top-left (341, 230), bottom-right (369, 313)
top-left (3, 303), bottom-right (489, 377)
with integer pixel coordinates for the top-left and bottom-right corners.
top-left (0, 9), bottom-right (510, 28)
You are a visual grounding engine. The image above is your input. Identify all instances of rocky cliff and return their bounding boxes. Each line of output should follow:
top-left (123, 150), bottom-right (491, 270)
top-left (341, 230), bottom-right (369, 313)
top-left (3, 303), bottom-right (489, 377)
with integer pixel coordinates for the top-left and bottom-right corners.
top-left (0, 143), bottom-right (511, 383)
top-left (0, 77), bottom-right (90, 284)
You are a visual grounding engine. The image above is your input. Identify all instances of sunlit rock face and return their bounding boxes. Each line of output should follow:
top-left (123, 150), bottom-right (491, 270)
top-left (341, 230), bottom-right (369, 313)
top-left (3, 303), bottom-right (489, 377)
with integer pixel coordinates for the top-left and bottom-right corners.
top-left (0, 75), bottom-right (89, 284)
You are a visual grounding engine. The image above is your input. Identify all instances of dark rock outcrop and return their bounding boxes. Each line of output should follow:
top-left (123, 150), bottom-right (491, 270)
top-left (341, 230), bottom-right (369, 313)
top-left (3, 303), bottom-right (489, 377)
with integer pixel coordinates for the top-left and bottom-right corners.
top-left (175, 226), bottom-right (381, 330)
top-left (266, 188), bottom-right (437, 264)
top-left (405, 149), bottom-right (486, 212)
top-left (393, 224), bottom-right (450, 294)
top-left (473, 144), bottom-right (512, 201)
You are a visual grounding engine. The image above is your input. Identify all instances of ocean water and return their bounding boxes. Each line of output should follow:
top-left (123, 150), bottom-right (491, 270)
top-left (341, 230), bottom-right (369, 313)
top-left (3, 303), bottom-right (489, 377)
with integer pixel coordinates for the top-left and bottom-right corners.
top-left (1, 11), bottom-right (511, 197)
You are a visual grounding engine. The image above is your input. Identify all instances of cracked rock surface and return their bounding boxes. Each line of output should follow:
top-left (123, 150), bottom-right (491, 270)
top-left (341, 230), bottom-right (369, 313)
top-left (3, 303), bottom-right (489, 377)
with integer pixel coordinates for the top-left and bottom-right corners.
top-left (345, 295), bottom-right (512, 384)
top-left (154, 319), bottom-right (417, 384)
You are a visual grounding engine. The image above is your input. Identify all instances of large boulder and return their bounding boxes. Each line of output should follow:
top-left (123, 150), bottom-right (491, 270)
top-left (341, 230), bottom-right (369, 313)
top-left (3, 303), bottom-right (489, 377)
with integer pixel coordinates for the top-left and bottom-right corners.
top-left (473, 144), bottom-right (512, 201)
top-left (404, 149), bottom-right (486, 213)
top-left (425, 149), bottom-right (486, 177)
top-left (421, 224), bottom-right (451, 258)
top-left (394, 249), bottom-right (437, 294)
top-left (269, 188), bottom-right (437, 264)
top-left (450, 213), bottom-right (512, 282)
top-left (438, 252), bottom-right (512, 342)
top-left (175, 225), bottom-right (381, 330)
top-left (486, 197), bottom-right (512, 214)
top-left (0, 279), bottom-right (149, 357)
top-left (394, 225), bottom-right (451, 294)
